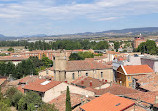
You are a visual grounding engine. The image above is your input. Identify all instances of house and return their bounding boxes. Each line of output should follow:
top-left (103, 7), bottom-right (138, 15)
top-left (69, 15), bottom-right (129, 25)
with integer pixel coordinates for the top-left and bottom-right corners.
top-left (0, 56), bottom-right (28, 65)
top-left (133, 36), bottom-right (146, 48)
top-left (80, 93), bottom-right (137, 111)
top-left (23, 79), bottom-right (95, 103)
top-left (124, 91), bottom-right (158, 110)
top-left (39, 67), bottom-right (54, 77)
top-left (141, 55), bottom-right (158, 72)
top-left (49, 92), bottom-right (95, 111)
top-left (71, 76), bottom-right (107, 89)
top-left (116, 65), bottom-right (154, 88)
top-left (42, 51), bottom-right (114, 83)
top-left (133, 73), bottom-right (158, 92)
top-left (85, 83), bottom-right (141, 97)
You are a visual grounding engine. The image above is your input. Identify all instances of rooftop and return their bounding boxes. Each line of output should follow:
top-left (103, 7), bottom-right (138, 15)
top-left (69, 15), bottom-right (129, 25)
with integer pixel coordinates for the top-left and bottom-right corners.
top-left (23, 79), bottom-right (62, 92)
top-left (66, 60), bottom-right (112, 71)
top-left (85, 83), bottom-right (141, 96)
top-left (49, 92), bottom-right (95, 111)
top-left (80, 93), bottom-right (135, 111)
top-left (122, 65), bottom-right (154, 75)
top-left (71, 76), bottom-right (106, 88)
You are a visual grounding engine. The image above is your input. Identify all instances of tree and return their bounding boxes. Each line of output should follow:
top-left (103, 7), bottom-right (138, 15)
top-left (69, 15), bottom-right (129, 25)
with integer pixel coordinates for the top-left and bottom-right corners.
top-left (137, 40), bottom-right (157, 55)
top-left (42, 54), bottom-right (53, 67)
top-left (18, 91), bottom-right (42, 111)
top-left (65, 86), bottom-right (71, 111)
top-left (69, 53), bottom-right (84, 60)
top-left (114, 42), bottom-right (120, 52)
top-left (0, 101), bottom-right (11, 111)
top-left (37, 103), bottom-right (58, 111)
top-left (7, 47), bottom-right (14, 52)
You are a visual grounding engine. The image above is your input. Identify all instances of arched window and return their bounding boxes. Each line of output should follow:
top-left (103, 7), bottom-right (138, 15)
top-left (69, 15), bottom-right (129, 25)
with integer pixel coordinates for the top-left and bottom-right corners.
top-left (101, 72), bottom-right (103, 78)
top-left (86, 73), bottom-right (88, 76)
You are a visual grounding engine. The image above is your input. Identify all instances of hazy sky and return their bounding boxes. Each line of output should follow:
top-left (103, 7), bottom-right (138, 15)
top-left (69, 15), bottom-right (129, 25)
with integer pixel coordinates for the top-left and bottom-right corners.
top-left (0, 0), bottom-right (158, 36)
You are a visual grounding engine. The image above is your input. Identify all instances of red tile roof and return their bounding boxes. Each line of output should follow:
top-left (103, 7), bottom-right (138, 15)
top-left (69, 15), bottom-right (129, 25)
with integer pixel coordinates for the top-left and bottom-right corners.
top-left (66, 60), bottom-right (111, 71)
top-left (23, 79), bottom-right (62, 92)
top-left (49, 93), bottom-right (95, 111)
top-left (80, 93), bottom-right (135, 111)
top-left (0, 56), bottom-right (28, 61)
top-left (123, 65), bottom-right (154, 75)
top-left (124, 91), bottom-right (158, 107)
top-left (19, 75), bottom-right (38, 83)
top-left (71, 76), bottom-right (106, 88)
top-left (85, 83), bottom-right (141, 96)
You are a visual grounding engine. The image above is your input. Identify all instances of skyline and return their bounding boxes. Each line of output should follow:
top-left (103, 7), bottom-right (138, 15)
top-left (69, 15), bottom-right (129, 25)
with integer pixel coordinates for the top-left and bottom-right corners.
top-left (0, 0), bottom-right (158, 36)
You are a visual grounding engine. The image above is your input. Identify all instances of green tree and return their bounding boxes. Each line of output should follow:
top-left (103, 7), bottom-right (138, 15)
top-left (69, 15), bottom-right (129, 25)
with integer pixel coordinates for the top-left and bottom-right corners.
top-left (69, 53), bottom-right (84, 60)
top-left (18, 91), bottom-right (42, 111)
top-left (42, 54), bottom-right (53, 67)
top-left (7, 47), bottom-right (14, 52)
top-left (0, 101), bottom-right (11, 111)
top-left (114, 42), bottom-right (120, 52)
top-left (65, 86), bottom-right (71, 111)
top-left (37, 103), bottom-right (58, 111)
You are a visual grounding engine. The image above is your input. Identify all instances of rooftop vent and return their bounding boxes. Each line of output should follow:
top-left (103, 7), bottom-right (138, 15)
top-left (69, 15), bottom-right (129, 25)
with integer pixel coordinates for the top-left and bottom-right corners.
top-left (115, 103), bottom-right (121, 106)
top-left (41, 80), bottom-right (51, 85)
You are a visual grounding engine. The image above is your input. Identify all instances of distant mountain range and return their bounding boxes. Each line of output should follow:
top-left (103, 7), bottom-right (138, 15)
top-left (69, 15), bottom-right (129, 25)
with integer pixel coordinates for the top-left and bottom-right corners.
top-left (1, 27), bottom-right (158, 40)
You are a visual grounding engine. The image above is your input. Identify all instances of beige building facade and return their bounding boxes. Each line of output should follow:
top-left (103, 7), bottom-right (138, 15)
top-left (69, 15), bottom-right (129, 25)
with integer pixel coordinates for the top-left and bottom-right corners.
top-left (39, 51), bottom-right (114, 83)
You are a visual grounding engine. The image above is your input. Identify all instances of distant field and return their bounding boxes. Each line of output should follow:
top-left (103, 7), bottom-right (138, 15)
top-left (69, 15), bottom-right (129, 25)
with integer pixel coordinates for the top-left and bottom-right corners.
top-left (0, 46), bottom-right (25, 50)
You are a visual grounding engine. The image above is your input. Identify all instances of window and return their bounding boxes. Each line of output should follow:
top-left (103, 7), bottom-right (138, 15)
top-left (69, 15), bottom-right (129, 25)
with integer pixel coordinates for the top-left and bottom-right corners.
top-left (72, 73), bottom-right (75, 80)
top-left (101, 72), bottom-right (103, 78)
top-left (86, 73), bottom-right (88, 76)
top-left (64, 72), bottom-right (66, 80)
top-left (128, 76), bottom-right (130, 80)
top-left (129, 83), bottom-right (132, 87)
top-left (46, 70), bottom-right (48, 75)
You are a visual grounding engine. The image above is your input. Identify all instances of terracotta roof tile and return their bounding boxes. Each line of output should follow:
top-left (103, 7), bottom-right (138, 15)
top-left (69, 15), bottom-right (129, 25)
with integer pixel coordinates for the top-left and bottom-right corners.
top-left (66, 60), bottom-right (112, 71)
top-left (80, 93), bottom-right (135, 111)
top-left (86, 83), bottom-right (141, 96)
top-left (123, 65), bottom-right (154, 75)
top-left (49, 93), bottom-right (95, 111)
top-left (71, 76), bottom-right (106, 88)
top-left (23, 79), bottom-right (62, 92)
top-left (124, 91), bottom-right (158, 107)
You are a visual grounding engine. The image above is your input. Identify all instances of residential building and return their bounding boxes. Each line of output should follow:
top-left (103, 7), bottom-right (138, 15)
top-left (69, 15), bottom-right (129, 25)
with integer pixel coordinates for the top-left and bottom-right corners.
top-left (116, 65), bottom-right (154, 88)
top-left (141, 55), bottom-right (158, 72)
top-left (23, 79), bottom-right (95, 103)
top-left (133, 36), bottom-right (146, 48)
top-left (0, 56), bottom-right (28, 65)
top-left (49, 92), bottom-right (95, 111)
top-left (80, 93), bottom-right (136, 111)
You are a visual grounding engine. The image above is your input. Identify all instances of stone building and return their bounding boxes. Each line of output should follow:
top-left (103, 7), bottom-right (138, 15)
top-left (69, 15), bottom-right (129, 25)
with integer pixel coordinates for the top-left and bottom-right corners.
top-left (40, 51), bottom-right (114, 83)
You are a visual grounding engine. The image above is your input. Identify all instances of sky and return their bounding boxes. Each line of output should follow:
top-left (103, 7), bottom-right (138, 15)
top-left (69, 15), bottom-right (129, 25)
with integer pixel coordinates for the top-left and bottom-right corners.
top-left (0, 0), bottom-right (158, 36)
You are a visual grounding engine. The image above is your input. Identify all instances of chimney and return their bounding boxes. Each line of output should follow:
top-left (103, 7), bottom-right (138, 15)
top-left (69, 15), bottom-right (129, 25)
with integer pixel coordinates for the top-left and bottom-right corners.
top-left (81, 80), bottom-right (84, 84)
top-left (155, 96), bottom-right (158, 104)
top-left (90, 81), bottom-right (92, 87)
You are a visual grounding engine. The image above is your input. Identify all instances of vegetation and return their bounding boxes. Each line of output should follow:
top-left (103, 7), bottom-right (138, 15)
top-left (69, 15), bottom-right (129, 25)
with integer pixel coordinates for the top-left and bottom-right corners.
top-left (114, 41), bottom-right (120, 52)
top-left (137, 40), bottom-right (158, 55)
top-left (2, 87), bottom-right (58, 111)
top-left (7, 47), bottom-right (14, 52)
top-left (0, 56), bottom-right (53, 79)
top-left (65, 86), bottom-right (71, 111)
top-left (69, 51), bottom-right (101, 60)
top-left (0, 40), bottom-right (110, 51)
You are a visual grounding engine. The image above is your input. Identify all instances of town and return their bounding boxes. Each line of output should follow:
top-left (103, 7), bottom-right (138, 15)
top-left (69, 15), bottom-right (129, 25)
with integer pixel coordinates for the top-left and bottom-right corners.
top-left (0, 35), bottom-right (158, 111)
